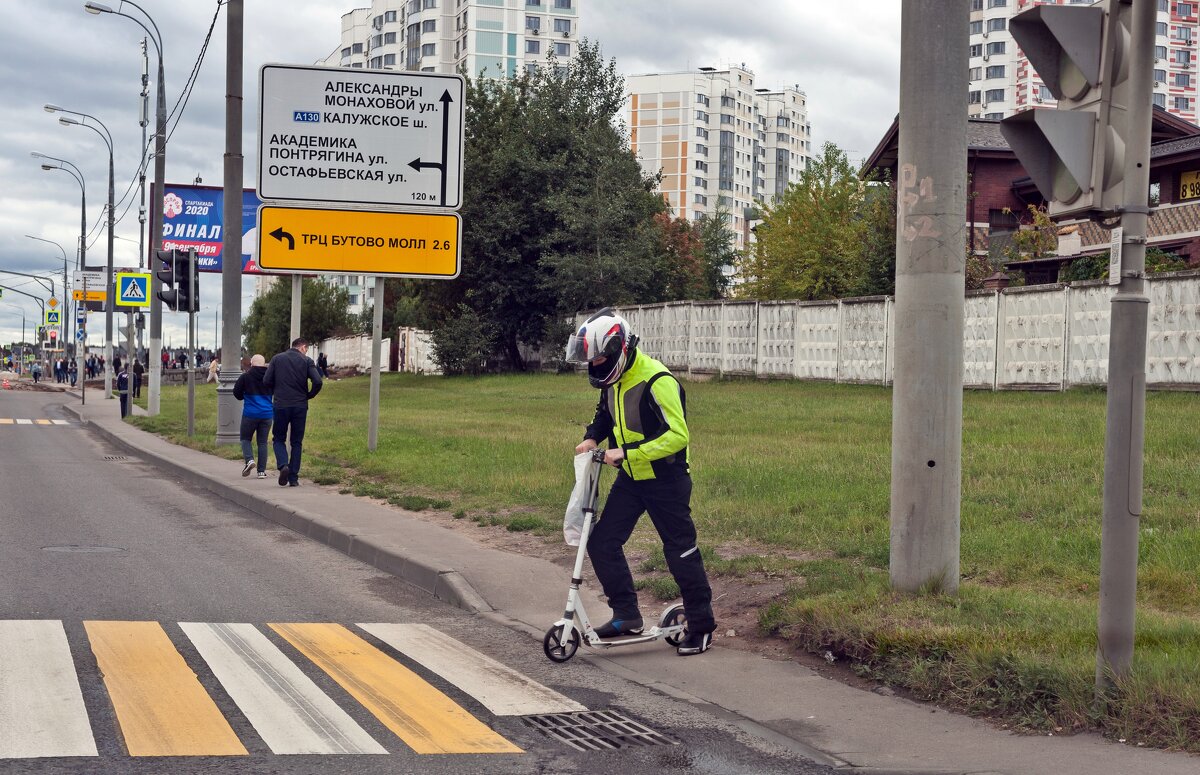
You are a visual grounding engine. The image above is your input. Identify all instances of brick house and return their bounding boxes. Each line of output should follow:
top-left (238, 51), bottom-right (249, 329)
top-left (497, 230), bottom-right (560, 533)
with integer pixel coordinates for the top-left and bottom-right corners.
top-left (863, 108), bottom-right (1200, 284)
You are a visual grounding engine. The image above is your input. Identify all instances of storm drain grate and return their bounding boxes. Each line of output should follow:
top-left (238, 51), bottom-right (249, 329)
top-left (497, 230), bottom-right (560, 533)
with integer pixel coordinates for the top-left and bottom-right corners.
top-left (522, 710), bottom-right (677, 752)
top-left (103, 455), bottom-right (130, 461)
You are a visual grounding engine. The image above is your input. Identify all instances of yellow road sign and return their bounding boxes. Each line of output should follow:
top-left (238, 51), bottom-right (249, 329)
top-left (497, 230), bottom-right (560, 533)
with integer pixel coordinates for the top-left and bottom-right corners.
top-left (48, 297), bottom-right (59, 309)
top-left (257, 205), bottom-right (460, 279)
top-left (72, 289), bottom-right (106, 302)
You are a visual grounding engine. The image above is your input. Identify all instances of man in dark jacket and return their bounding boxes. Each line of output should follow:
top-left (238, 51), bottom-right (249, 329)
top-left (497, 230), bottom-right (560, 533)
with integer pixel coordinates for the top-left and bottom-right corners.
top-left (233, 354), bottom-right (274, 479)
top-left (263, 337), bottom-right (323, 487)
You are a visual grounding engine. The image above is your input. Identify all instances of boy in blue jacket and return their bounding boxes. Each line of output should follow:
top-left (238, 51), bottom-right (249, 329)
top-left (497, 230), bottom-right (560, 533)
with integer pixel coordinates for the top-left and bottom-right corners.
top-left (232, 354), bottom-right (274, 478)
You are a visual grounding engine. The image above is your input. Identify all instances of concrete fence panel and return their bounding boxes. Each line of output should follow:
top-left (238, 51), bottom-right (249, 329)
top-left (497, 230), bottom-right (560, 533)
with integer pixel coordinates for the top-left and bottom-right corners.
top-left (794, 301), bottom-right (839, 381)
top-left (839, 298), bottom-right (889, 384)
top-left (757, 301), bottom-right (796, 378)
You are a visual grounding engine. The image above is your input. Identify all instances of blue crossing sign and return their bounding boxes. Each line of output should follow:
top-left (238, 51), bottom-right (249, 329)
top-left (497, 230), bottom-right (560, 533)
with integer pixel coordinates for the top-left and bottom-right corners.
top-left (115, 272), bottom-right (151, 308)
top-left (44, 309), bottom-right (61, 326)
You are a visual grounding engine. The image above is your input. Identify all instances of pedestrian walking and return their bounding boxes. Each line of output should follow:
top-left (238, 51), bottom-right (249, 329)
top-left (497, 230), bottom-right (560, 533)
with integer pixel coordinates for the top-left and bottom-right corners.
top-left (116, 362), bottom-right (130, 418)
top-left (207, 357), bottom-right (220, 384)
top-left (263, 337), bottom-right (323, 487)
top-left (68, 359), bottom-right (77, 387)
top-left (132, 360), bottom-right (144, 398)
top-left (233, 354), bottom-right (273, 479)
top-left (317, 351), bottom-right (329, 379)
top-left (565, 308), bottom-right (717, 656)
top-left (31, 361), bottom-right (41, 384)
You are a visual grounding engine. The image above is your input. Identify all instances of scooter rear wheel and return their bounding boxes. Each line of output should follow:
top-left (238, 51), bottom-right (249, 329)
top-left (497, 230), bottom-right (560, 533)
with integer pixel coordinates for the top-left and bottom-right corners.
top-left (660, 604), bottom-right (688, 646)
top-left (543, 625), bottom-right (581, 663)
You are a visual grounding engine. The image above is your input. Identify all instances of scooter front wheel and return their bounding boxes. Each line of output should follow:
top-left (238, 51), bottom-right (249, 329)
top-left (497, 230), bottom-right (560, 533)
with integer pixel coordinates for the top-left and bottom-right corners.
top-left (543, 625), bottom-right (581, 663)
top-left (660, 604), bottom-right (688, 646)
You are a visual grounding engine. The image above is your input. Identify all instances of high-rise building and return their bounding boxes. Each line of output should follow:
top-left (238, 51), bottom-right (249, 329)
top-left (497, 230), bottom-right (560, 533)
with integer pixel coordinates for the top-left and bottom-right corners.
top-left (968, 0), bottom-right (1199, 122)
top-left (625, 66), bottom-right (811, 250)
top-left (307, 0), bottom-right (583, 315)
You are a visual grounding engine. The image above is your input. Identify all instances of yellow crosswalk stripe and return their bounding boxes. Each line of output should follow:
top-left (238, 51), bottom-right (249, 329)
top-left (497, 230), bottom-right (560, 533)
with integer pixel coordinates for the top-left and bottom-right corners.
top-left (84, 621), bottom-right (247, 757)
top-left (34, 419), bottom-right (51, 425)
top-left (270, 623), bottom-right (522, 755)
top-left (0, 419), bottom-right (13, 424)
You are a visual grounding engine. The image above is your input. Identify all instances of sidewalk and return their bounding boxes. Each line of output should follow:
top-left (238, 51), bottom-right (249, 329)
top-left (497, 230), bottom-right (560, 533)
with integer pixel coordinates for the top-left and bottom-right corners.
top-left (63, 395), bottom-right (1197, 775)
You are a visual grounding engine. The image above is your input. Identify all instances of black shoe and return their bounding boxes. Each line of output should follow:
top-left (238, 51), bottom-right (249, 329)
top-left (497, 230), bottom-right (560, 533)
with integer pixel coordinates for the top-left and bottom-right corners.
top-left (676, 631), bottom-right (712, 656)
top-left (594, 618), bottom-right (643, 639)
top-left (288, 480), bottom-right (299, 487)
top-left (242, 459), bottom-right (255, 477)
top-left (278, 465), bottom-right (290, 486)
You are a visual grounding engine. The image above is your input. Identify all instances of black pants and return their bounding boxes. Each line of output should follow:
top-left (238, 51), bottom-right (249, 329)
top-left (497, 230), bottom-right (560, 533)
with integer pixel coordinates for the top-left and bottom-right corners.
top-left (132, 374), bottom-right (142, 397)
top-left (119, 393), bottom-right (128, 418)
top-left (272, 405), bottom-right (307, 483)
top-left (587, 473), bottom-right (715, 635)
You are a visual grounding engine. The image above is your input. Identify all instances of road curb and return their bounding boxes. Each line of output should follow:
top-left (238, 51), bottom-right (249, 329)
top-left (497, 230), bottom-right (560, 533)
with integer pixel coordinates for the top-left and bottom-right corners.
top-left (64, 404), bottom-right (492, 615)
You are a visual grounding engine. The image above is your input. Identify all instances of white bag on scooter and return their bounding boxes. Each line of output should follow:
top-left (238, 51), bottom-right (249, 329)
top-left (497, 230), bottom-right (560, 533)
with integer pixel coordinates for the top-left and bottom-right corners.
top-left (563, 452), bottom-right (592, 546)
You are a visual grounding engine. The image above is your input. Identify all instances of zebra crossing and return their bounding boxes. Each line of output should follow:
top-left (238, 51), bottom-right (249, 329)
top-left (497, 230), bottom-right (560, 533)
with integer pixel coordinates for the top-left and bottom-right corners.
top-left (0, 620), bottom-right (586, 759)
top-left (0, 418), bottom-right (76, 426)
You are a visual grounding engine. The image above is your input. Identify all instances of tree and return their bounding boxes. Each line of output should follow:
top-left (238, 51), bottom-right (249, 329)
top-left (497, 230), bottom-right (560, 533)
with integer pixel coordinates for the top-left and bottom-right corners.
top-left (1061, 246), bottom-right (1188, 282)
top-left (242, 279), bottom-right (356, 358)
top-left (736, 142), bottom-right (870, 301)
top-left (693, 206), bottom-right (738, 299)
top-left (856, 178), bottom-right (897, 296)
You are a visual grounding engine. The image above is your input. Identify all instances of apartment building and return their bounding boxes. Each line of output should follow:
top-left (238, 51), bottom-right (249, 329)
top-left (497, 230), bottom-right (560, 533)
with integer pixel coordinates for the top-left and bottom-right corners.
top-left (625, 66), bottom-right (811, 249)
top-left (969, 0), bottom-right (1199, 122)
top-left (305, 0), bottom-right (582, 314)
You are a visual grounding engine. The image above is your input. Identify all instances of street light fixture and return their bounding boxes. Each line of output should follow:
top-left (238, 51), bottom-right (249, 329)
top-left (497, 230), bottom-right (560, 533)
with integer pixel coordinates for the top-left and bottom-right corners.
top-left (49, 105), bottom-right (117, 399)
top-left (24, 235), bottom-right (71, 360)
top-left (86, 0), bottom-right (167, 415)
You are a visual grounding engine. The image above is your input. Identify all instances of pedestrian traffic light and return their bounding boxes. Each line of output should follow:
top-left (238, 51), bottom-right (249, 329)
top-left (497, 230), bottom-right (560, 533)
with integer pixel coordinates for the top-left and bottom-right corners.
top-left (155, 249), bottom-right (199, 313)
top-left (999, 0), bottom-right (1135, 219)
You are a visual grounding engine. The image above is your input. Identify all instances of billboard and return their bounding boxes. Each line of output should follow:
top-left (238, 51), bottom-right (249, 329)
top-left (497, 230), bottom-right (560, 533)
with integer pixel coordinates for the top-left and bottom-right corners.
top-left (152, 183), bottom-right (265, 274)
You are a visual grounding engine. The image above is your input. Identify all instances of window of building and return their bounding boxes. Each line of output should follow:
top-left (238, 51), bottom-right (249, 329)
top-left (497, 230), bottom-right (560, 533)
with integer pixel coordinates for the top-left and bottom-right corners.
top-left (984, 112), bottom-right (1004, 119)
top-left (525, 15), bottom-right (540, 29)
top-left (695, 110), bottom-right (708, 122)
top-left (526, 39), bottom-right (540, 54)
top-left (695, 160), bottom-right (708, 172)
top-left (969, 20), bottom-right (983, 34)
top-left (972, 0), bottom-right (983, 9)
top-left (968, 90), bottom-right (981, 104)
top-left (695, 143), bottom-right (707, 156)
top-left (408, 0), bottom-right (420, 12)
top-left (385, 10), bottom-right (397, 22)
top-left (350, 62), bottom-right (363, 68)
top-left (1037, 84), bottom-right (1053, 101)
top-left (1156, 45), bottom-right (1168, 60)
top-left (1157, 21), bottom-right (1169, 36)
top-left (1177, 71), bottom-right (1192, 87)
top-left (371, 34), bottom-right (382, 48)
top-left (528, 0), bottom-right (541, 5)
top-left (1178, 26), bottom-right (1192, 42)
top-left (1158, 0), bottom-right (1168, 10)
top-left (986, 41), bottom-right (1006, 55)
top-left (553, 18), bottom-right (571, 33)
top-left (349, 295), bottom-right (359, 306)
top-left (969, 43), bottom-right (983, 58)
top-left (341, 47), bottom-right (351, 58)
top-left (968, 67), bottom-right (982, 80)
top-left (370, 56), bottom-right (382, 68)
top-left (694, 194), bottom-right (707, 205)
top-left (423, 19), bottom-right (436, 32)
top-left (696, 93), bottom-right (709, 106)
top-left (553, 41), bottom-right (570, 56)
top-left (554, 0), bottom-right (572, 7)
top-left (720, 113), bottom-right (734, 124)
top-left (1154, 92), bottom-right (1166, 107)
top-left (986, 65), bottom-right (1005, 78)
top-left (1155, 68), bottom-right (1167, 82)
top-left (383, 53), bottom-right (396, 65)
top-left (384, 32), bottom-right (397, 44)
top-left (696, 127), bottom-right (709, 139)
top-left (987, 0), bottom-right (1006, 7)
top-left (984, 88), bottom-right (1004, 102)
top-left (720, 95), bottom-right (735, 108)
top-left (1180, 49), bottom-right (1193, 65)
top-left (526, 62), bottom-right (539, 75)
top-left (423, 0), bottom-right (437, 8)
top-left (422, 43), bottom-right (436, 56)
top-left (987, 17), bottom-right (1006, 31)
top-left (1181, 2), bottom-right (1195, 15)
top-left (352, 42), bottom-right (363, 53)
top-left (1176, 95), bottom-right (1191, 111)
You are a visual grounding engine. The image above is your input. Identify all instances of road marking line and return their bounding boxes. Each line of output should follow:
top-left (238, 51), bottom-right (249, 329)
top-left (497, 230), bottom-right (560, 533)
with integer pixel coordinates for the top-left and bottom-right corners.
top-left (270, 623), bottom-right (522, 755)
top-left (0, 418), bottom-right (13, 424)
top-left (181, 623), bottom-right (387, 755)
top-left (34, 419), bottom-right (52, 425)
top-left (358, 623), bottom-right (586, 716)
top-left (84, 621), bottom-right (247, 757)
top-left (51, 419), bottom-right (71, 425)
top-left (15, 419), bottom-right (32, 425)
top-left (0, 620), bottom-right (98, 758)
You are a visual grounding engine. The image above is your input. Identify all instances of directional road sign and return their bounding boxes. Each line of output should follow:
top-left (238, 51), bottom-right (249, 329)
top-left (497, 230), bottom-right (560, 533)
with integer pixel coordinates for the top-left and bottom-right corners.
top-left (257, 64), bottom-right (464, 209)
top-left (115, 272), bottom-right (151, 308)
top-left (72, 290), bottom-right (105, 302)
top-left (44, 309), bottom-right (61, 326)
top-left (256, 205), bottom-right (460, 279)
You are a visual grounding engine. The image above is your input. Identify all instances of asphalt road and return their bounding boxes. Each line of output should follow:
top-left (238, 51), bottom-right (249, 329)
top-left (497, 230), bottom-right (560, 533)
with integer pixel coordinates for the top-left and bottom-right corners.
top-left (0, 388), bottom-right (829, 775)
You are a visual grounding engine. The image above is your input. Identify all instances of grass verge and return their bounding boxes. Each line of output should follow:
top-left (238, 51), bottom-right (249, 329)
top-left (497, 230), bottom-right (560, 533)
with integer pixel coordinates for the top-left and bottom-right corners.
top-left (130, 373), bottom-right (1200, 750)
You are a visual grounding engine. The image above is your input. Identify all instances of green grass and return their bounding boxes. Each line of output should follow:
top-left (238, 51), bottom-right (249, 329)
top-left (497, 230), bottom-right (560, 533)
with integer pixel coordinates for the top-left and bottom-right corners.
top-left (130, 373), bottom-right (1200, 750)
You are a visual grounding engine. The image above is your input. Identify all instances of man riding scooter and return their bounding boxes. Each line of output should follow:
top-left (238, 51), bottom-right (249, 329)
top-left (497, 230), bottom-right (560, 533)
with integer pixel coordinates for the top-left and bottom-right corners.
top-left (567, 308), bottom-right (716, 656)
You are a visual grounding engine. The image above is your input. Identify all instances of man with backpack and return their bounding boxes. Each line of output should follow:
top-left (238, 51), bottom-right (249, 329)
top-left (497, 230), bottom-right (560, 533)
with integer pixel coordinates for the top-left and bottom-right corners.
top-left (566, 308), bottom-right (716, 656)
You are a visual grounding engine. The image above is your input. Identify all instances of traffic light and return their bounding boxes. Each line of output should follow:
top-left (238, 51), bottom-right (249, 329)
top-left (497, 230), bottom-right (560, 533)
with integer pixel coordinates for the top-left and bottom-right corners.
top-left (999, 0), bottom-right (1134, 219)
top-left (155, 249), bottom-right (199, 313)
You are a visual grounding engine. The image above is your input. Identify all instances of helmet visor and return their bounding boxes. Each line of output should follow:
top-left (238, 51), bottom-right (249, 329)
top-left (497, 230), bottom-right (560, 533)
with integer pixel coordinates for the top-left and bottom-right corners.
top-left (565, 334), bottom-right (590, 364)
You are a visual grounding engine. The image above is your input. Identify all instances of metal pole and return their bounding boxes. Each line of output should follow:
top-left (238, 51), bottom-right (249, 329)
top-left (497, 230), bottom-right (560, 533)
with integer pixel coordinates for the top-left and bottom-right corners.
top-left (148, 42), bottom-right (166, 416)
top-left (1096, 0), bottom-right (1155, 694)
top-left (104, 141), bottom-right (115, 400)
top-left (81, 278), bottom-right (86, 405)
top-left (889, 0), bottom-right (968, 594)
top-left (368, 276), bottom-right (384, 451)
top-left (290, 275), bottom-right (302, 344)
top-left (216, 0), bottom-right (245, 446)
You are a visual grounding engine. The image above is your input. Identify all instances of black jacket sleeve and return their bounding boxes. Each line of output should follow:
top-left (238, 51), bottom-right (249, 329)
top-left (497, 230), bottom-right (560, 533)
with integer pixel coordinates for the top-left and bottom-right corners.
top-left (583, 389), bottom-right (614, 445)
top-left (232, 373), bottom-right (246, 401)
top-left (263, 360), bottom-right (275, 389)
top-left (306, 361), bottom-right (323, 400)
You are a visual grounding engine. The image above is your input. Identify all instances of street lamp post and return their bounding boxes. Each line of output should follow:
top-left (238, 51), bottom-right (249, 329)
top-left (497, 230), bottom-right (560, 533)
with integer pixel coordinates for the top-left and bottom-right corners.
top-left (33, 153), bottom-right (87, 390)
top-left (1, 306), bottom-right (26, 374)
top-left (47, 106), bottom-right (116, 399)
top-left (87, 0), bottom-right (166, 416)
top-left (26, 235), bottom-right (71, 377)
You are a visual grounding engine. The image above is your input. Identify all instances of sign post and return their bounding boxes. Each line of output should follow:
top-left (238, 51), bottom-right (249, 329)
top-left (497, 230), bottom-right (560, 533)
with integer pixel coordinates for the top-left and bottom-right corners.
top-left (258, 64), bottom-right (465, 453)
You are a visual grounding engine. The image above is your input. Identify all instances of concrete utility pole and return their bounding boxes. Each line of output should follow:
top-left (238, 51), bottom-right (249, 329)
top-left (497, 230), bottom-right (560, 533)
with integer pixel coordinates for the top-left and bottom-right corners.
top-left (368, 276), bottom-right (384, 451)
top-left (889, 0), bottom-right (968, 594)
top-left (1097, 0), bottom-right (1155, 693)
top-left (215, 0), bottom-right (244, 446)
top-left (290, 275), bottom-right (302, 344)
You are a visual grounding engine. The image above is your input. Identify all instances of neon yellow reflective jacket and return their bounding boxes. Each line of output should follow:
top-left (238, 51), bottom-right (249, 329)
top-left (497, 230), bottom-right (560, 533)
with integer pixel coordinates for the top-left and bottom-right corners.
top-left (583, 350), bottom-right (690, 480)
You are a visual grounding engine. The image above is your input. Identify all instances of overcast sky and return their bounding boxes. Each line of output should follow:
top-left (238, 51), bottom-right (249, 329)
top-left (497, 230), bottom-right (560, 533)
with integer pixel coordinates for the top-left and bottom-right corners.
top-left (0, 1), bottom-right (901, 349)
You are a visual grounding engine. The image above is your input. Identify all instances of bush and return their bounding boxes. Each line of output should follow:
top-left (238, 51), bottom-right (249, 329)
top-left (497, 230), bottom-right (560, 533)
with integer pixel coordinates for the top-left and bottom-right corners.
top-left (429, 304), bottom-right (493, 376)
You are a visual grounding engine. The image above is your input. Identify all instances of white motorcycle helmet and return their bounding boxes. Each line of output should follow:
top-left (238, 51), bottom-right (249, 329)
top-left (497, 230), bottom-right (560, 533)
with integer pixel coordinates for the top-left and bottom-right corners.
top-left (565, 307), bottom-right (638, 388)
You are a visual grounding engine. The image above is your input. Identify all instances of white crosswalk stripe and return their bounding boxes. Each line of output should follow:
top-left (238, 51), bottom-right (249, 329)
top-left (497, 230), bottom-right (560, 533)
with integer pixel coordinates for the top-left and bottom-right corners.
top-left (181, 623), bottom-right (388, 755)
top-left (358, 623), bottom-right (586, 716)
top-left (0, 621), bottom-right (98, 758)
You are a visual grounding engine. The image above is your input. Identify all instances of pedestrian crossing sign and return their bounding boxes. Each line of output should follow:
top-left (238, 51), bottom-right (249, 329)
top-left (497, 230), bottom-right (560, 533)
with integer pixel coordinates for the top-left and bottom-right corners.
top-left (44, 309), bottom-right (61, 326)
top-left (115, 272), bottom-right (151, 307)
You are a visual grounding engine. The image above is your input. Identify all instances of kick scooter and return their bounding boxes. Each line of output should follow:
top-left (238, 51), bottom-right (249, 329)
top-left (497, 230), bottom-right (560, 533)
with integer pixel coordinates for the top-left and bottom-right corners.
top-left (543, 448), bottom-right (688, 663)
